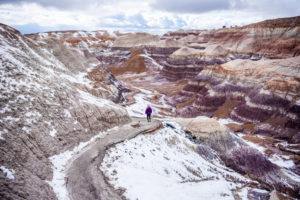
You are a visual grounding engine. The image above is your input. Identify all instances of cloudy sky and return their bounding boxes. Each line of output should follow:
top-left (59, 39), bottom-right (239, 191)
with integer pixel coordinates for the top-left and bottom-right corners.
top-left (0, 0), bottom-right (299, 34)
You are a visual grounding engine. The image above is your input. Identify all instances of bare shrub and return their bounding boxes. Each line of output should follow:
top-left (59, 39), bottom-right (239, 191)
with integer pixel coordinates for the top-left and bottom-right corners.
top-left (225, 146), bottom-right (278, 177)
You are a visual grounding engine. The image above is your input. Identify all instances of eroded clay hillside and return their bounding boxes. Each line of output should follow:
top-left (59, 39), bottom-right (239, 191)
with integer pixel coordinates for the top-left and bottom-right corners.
top-left (0, 24), bottom-right (130, 199)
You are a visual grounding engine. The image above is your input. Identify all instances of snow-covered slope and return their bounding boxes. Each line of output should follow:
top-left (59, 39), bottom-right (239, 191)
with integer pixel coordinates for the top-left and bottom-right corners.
top-left (0, 23), bottom-right (129, 199)
top-left (101, 122), bottom-right (265, 200)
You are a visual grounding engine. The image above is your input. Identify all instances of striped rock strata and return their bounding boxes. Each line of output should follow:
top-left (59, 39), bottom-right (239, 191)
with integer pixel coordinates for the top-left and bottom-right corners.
top-left (170, 56), bottom-right (300, 143)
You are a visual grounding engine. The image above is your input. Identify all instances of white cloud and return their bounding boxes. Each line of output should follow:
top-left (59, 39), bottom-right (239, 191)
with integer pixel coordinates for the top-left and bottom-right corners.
top-left (151, 0), bottom-right (230, 13)
top-left (0, 0), bottom-right (298, 34)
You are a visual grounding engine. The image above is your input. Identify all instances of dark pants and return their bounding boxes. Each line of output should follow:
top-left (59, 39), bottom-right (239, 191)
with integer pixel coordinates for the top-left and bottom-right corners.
top-left (147, 114), bottom-right (151, 122)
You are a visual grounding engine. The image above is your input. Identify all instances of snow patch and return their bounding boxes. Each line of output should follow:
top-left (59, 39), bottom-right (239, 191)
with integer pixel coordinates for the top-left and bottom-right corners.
top-left (2, 116), bottom-right (20, 123)
top-left (25, 111), bottom-right (42, 117)
top-left (140, 54), bottom-right (163, 70)
top-left (237, 187), bottom-right (249, 200)
top-left (214, 117), bottom-right (244, 125)
top-left (64, 109), bottom-right (72, 118)
top-left (101, 122), bottom-right (248, 200)
top-left (50, 129), bottom-right (57, 137)
top-left (269, 154), bottom-right (294, 168)
top-left (0, 166), bottom-right (15, 180)
top-left (22, 127), bottom-right (31, 134)
top-left (47, 126), bottom-right (120, 200)
top-left (282, 169), bottom-right (300, 182)
top-left (0, 128), bottom-right (8, 140)
top-left (39, 33), bottom-right (49, 38)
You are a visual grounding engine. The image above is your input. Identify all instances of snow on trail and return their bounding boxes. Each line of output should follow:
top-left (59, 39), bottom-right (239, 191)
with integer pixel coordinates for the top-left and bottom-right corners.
top-left (47, 126), bottom-right (119, 200)
top-left (101, 122), bottom-right (251, 200)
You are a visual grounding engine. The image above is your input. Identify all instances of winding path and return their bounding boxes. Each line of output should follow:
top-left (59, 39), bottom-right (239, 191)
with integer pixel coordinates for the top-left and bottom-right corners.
top-left (66, 118), bottom-right (162, 200)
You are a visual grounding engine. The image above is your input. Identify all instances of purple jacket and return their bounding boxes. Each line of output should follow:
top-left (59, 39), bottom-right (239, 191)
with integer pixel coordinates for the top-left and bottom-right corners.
top-left (145, 107), bottom-right (152, 115)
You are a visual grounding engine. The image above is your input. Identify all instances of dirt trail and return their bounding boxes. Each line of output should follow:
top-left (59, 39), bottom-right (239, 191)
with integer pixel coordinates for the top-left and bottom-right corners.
top-left (66, 118), bottom-right (162, 200)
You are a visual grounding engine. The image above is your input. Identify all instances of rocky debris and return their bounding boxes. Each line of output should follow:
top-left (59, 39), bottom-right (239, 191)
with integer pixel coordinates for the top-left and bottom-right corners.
top-left (0, 24), bottom-right (130, 199)
top-left (226, 146), bottom-right (300, 198)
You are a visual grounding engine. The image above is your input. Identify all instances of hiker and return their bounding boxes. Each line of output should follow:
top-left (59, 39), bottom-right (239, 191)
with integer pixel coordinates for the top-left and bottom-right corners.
top-left (145, 105), bottom-right (152, 122)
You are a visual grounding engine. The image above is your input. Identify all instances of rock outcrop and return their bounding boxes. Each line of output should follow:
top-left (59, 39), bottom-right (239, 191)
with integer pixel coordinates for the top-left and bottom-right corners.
top-left (0, 24), bottom-right (130, 199)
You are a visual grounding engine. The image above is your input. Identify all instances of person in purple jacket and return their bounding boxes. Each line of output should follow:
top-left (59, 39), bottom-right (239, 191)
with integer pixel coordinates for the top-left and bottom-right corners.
top-left (145, 105), bottom-right (152, 122)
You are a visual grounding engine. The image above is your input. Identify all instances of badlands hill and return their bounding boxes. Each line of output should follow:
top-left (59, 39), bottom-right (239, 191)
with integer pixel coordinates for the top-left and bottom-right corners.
top-left (0, 16), bottom-right (300, 200)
